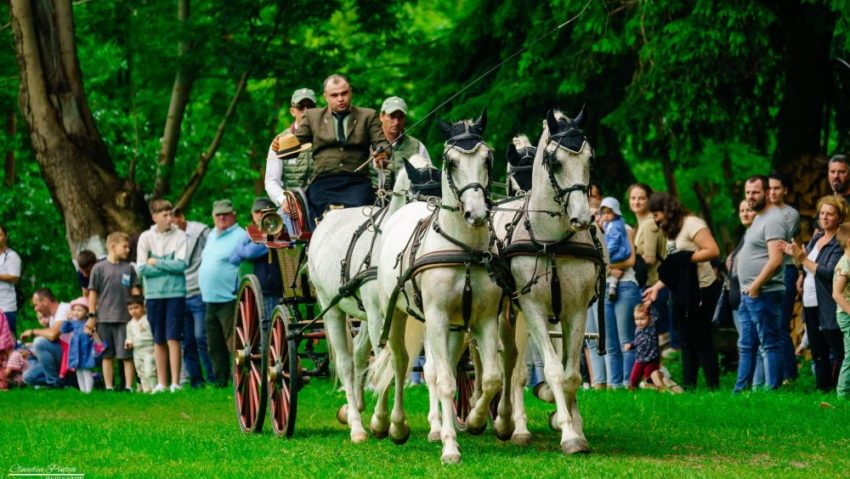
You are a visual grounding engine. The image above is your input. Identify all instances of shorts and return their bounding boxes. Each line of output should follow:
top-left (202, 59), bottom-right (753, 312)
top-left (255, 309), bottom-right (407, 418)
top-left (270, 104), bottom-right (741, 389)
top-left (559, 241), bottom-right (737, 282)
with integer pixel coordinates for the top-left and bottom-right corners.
top-left (96, 322), bottom-right (130, 360)
top-left (146, 297), bottom-right (186, 344)
top-left (629, 359), bottom-right (660, 388)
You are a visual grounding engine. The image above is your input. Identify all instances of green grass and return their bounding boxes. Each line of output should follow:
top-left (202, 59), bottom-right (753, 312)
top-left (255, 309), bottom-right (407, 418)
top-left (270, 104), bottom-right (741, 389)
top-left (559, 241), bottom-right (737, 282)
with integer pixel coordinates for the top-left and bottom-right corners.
top-left (1, 374), bottom-right (849, 478)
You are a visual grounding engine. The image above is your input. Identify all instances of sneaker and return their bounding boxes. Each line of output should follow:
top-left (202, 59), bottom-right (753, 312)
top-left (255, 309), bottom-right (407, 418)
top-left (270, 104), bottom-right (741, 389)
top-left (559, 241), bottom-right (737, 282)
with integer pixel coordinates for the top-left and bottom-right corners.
top-left (152, 384), bottom-right (167, 394)
top-left (169, 383), bottom-right (183, 393)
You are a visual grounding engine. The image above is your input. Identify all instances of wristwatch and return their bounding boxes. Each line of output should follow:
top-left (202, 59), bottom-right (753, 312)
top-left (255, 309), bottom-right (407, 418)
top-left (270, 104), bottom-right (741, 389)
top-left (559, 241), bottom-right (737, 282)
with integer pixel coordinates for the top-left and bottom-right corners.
top-left (87, 312), bottom-right (97, 318)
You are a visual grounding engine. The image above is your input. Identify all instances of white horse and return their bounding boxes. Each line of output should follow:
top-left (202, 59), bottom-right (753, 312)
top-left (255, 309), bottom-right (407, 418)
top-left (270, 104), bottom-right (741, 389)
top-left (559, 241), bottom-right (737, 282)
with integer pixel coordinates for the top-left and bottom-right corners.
top-left (373, 111), bottom-right (505, 464)
top-left (307, 154), bottom-right (434, 443)
top-left (492, 109), bottom-right (604, 454)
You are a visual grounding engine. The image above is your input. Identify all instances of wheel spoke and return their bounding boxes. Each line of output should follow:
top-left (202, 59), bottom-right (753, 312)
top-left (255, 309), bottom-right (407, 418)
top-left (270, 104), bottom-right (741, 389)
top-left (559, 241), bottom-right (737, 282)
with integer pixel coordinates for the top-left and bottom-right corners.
top-left (235, 326), bottom-right (246, 346)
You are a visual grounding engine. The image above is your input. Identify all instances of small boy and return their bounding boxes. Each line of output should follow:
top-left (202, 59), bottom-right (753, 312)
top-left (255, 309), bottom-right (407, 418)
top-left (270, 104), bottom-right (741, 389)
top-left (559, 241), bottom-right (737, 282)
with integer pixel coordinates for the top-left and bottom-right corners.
top-left (626, 303), bottom-right (666, 391)
top-left (830, 223), bottom-right (850, 399)
top-left (87, 232), bottom-right (140, 392)
top-left (600, 197), bottom-right (631, 299)
top-left (136, 199), bottom-right (188, 393)
top-left (76, 249), bottom-right (98, 297)
top-left (125, 295), bottom-right (157, 393)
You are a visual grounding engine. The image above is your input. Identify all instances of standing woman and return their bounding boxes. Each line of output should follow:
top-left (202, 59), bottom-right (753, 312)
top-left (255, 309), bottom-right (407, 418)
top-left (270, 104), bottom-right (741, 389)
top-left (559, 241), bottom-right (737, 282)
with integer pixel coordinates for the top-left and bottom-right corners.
top-left (643, 193), bottom-right (721, 389)
top-left (628, 184), bottom-right (672, 346)
top-left (782, 196), bottom-right (846, 391)
top-left (0, 225), bottom-right (21, 337)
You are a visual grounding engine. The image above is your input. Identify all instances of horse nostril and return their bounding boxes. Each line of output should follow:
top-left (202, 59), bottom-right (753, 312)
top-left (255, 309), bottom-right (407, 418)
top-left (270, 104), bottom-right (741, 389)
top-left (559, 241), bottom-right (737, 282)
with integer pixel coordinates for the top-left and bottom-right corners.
top-left (464, 211), bottom-right (473, 221)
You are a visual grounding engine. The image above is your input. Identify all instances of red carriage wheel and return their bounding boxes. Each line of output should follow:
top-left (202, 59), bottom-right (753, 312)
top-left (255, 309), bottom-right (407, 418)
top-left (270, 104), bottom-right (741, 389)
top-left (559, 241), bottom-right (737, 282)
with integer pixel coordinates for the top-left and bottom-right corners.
top-left (233, 275), bottom-right (269, 433)
top-left (452, 352), bottom-right (475, 431)
top-left (268, 305), bottom-right (299, 437)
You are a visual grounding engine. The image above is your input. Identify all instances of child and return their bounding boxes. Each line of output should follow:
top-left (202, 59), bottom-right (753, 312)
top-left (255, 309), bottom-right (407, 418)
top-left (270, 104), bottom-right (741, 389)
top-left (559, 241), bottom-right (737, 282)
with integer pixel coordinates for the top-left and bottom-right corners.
top-left (137, 200), bottom-right (188, 394)
top-left (3, 345), bottom-right (29, 388)
top-left (600, 197), bottom-right (632, 299)
top-left (0, 310), bottom-right (15, 389)
top-left (626, 303), bottom-right (666, 391)
top-left (831, 223), bottom-right (850, 399)
top-left (88, 232), bottom-right (139, 392)
top-left (76, 249), bottom-right (98, 297)
top-left (125, 295), bottom-right (156, 393)
top-left (61, 297), bottom-right (96, 393)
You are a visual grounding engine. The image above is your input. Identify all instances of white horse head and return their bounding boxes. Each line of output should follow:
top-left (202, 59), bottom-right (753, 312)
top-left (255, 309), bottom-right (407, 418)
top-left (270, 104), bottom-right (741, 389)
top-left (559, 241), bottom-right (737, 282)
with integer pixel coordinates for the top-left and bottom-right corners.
top-left (533, 109), bottom-right (593, 230)
top-left (436, 110), bottom-right (492, 227)
top-left (506, 134), bottom-right (536, 196)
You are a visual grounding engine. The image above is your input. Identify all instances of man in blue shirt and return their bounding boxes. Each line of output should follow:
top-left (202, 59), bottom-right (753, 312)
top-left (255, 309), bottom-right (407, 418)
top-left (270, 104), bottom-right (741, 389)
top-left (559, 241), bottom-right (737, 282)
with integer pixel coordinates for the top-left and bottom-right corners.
top-left (198, 199), bottom-right (248, 388)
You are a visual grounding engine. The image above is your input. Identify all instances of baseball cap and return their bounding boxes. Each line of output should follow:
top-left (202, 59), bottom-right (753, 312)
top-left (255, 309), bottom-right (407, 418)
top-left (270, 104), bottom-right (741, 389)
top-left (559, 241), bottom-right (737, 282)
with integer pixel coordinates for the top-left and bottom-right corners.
top-left (291, 88), bottom-right (317, 106)
top-left (252, 197), bottom-right (275, 212)
top-left (212, 199), bottom-right (234, 215)
top-left (599, 197), bottom-right (622, 217)
top-left (381, 96), bottom-right (408, 115)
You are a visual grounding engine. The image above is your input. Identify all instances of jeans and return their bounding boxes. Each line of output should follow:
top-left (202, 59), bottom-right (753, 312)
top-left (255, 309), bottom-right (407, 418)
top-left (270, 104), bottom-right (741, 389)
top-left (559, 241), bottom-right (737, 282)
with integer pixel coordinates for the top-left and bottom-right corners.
top-left (182, 294), bottom-right (215, 386)
top-left (23, 337), bottom-right (63, 386)
top-left (525, 340), bottom-right (545, 387)
top-left (585, 300), bottom-right (607, 385)
top-left (837, 313), bottom-right (850, 397)
top-left (263, 295), bottom-right (282, 327)
top-left (604, 281), bottom-right (641, 388)
top-left (651, 286), bottom-right (678, 348)
top-left (4, 311), bottom-right (16, 339)
top-left (779, 266), bottom-right (799, 380)
top-left (735, 291), bottom-right (783, 391)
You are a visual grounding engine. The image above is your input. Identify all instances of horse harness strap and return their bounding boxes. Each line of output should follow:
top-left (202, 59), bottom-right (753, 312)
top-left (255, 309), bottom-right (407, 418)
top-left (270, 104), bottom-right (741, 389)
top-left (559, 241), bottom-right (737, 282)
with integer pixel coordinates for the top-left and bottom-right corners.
top-left (338, 205), bottom-right (389, 311)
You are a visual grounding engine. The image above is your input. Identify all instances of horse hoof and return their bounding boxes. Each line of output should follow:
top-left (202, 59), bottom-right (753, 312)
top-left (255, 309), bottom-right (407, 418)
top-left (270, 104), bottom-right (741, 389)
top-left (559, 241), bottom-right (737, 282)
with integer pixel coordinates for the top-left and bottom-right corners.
top-left (561, 437), bottom-right (590, 455)
top-left (533, 382), bottom-right (555, 403)
top-left (390, 423), bottom-right (410, 445)
top-left (511, 433), bottom-right (532, 446)
top-left (494, 417), bottom-right (514, 441)
top-left (428, 431), bottom-right (441, 442)
top-left (548, 411), bottom-right (561, 431)
top-left (370, 415), bottom-right (389, 439)
top-left (351, 431), bottom-right (368, 444)
top-left (467, 422), bottom-right (486, 436)
top-left (441, 453), bottom-right (462, 465)
top-left (337, 405), bottom-right (348, 425)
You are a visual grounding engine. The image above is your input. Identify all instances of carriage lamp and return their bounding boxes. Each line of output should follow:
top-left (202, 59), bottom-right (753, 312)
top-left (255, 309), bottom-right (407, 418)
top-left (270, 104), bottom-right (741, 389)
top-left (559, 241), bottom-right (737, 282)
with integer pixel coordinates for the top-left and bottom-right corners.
top-left (259, 207), bottom-right (285, 236)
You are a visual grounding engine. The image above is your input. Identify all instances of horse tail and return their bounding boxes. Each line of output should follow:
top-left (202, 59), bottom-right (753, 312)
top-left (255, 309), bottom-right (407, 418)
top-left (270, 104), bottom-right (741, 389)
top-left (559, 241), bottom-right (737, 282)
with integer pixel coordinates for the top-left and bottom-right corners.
top-left (368, 347), bottom-right (395, 393)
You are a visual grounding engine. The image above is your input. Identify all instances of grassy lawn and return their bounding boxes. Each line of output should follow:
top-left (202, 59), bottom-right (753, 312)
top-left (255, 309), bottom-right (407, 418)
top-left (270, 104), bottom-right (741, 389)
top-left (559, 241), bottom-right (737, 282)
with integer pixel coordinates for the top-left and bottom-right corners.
top-left (2, 368), bottom-right (849, 479)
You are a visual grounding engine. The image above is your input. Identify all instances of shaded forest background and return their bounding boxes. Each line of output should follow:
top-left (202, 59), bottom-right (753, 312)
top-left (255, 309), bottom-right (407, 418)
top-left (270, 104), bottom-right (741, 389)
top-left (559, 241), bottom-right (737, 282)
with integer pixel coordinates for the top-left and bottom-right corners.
top-left (1, 0), bottom-right (849, 318)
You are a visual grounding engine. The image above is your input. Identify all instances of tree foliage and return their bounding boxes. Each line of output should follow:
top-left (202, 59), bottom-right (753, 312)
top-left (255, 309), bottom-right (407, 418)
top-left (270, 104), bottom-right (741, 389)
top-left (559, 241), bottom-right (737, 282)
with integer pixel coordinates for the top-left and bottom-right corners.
top-left (1, 0), bottom-right (849, 311)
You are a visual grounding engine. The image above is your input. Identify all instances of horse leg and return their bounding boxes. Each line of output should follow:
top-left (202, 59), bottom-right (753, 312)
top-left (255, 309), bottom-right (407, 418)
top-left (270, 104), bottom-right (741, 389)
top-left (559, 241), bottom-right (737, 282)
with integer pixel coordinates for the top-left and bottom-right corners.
top-left (370, 309), bottom-right (406, 439)
top-left (465, 313), bottom-right (503, 435)
top-left (522, 302), bottom-right (575, 454)
top-left (509, 312), bottom-right (532, 446)
top-left (495, 306), bottom-right (517, 442)
top-left (423, 335), bottom-right (442, 442)
top-left (561, 308), bottom-right (590, 453)
top-left (351, 314), bottom-right (371, 412)
top-left (388, 310), bottom-right (411, 445)
top-left (426, 311), bottom-right (461, 464)
top-left (324, 308), bottom-right (368, 443)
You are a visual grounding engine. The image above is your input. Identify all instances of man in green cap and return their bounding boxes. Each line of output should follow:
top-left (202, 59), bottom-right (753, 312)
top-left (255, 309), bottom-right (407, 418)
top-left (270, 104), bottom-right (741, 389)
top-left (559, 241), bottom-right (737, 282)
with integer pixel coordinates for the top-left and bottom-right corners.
top-left (370, 96), bottom-right (432, 190)
top-left (265, 88), bottom-right (318, 208)
top-left (294, 74), bottom-right (390, 221)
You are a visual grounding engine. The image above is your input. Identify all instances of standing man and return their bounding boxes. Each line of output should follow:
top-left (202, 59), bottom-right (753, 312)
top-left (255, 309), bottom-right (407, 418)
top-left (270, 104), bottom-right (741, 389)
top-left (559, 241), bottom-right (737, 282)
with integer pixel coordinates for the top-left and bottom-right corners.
top-left (172, 207), bottom-right (214, 387)
top-left (0, 225), bottom-right (21, 337)
top-left (370, 96), bottom-right (432, 189)
top-left (230, 198), bottom-right (283, 317)
top-left (295, 74), bottom-right (390, 221)
top-left (198, 199), bottom-right (248, 388)
top-left (768, 172), bottom-right (801, 383)
top-left (265, 88), bottom-right (317, 208)
top-left (828, 154), bottom-right (850, 206)
top-left (734, 175), bottom-right (789, 391)
top-left (20, 288), bottom-right (70, 387)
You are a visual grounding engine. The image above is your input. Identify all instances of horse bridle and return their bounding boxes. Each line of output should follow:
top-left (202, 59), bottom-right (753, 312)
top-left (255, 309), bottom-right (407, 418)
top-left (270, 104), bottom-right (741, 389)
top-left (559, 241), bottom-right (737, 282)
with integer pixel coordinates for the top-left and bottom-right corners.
top-left (441, 127), bottom-right (494, 212)
top-left (542, 127), bottom-right (592, 215)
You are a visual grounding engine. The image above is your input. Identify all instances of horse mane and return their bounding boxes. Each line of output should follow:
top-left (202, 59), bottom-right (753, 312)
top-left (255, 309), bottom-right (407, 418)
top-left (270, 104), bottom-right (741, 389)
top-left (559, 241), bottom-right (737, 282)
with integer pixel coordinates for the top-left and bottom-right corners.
top-left (511, 134), bottom-right (533, 149)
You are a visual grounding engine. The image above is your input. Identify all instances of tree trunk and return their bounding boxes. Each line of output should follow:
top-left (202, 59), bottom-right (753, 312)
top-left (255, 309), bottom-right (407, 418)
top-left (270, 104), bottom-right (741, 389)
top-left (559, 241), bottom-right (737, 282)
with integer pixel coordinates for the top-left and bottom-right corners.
top-left (10, 0), bottom-right (147, 256)
top-left (152, 0), bottom-right (194, 199)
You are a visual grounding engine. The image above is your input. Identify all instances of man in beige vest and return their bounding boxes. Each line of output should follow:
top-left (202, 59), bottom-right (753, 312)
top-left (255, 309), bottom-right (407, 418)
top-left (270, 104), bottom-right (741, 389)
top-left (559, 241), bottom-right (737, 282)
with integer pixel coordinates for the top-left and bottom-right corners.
top-left (265, 88), bottom-right (317, 208)
top-left (294, 74), bottom-right (390, 220)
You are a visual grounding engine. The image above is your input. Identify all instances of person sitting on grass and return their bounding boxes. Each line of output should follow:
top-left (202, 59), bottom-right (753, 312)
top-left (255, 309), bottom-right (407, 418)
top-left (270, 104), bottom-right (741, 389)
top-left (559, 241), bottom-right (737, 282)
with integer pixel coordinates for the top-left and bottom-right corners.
top-left (125, 295), bottom-right (156, 393)
top-left (625, 303), bottom-right (667, 392)
top-left (830, 223), bottom-right (850, 400)
top-left (61, 297), bottom-right (96, 393)
top-left (2, 345), bottom-right (29, 389)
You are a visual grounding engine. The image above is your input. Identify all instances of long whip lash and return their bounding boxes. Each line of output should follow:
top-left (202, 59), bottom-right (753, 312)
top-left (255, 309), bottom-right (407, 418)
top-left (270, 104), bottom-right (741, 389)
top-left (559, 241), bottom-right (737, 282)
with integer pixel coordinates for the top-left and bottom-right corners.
top-left (355, 0), bottom-right (596, 172)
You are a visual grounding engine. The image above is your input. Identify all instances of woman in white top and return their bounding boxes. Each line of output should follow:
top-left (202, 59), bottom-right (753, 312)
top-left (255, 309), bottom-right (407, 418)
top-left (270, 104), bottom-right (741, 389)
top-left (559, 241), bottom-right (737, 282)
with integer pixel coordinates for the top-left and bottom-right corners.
top-left (643, 193), bottom-right (721, 390)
